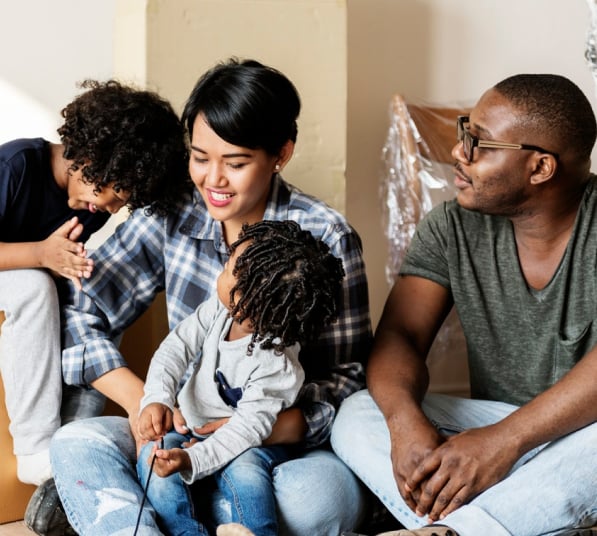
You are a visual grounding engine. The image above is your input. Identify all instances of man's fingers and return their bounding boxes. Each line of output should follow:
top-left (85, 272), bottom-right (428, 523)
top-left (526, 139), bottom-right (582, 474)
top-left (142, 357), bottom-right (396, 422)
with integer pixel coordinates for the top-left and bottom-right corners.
top-left (413, 471), bottom-right (450, 517)
top-left (431, 484), bottom-right (468, 522)
top-left (405, 454), bottom-right (441, 497)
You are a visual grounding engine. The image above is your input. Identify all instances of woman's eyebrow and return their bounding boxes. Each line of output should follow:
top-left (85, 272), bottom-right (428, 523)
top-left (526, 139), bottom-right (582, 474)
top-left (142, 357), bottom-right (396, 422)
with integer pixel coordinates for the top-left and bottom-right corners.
top-left (190, 145), bottom-right (251, 159)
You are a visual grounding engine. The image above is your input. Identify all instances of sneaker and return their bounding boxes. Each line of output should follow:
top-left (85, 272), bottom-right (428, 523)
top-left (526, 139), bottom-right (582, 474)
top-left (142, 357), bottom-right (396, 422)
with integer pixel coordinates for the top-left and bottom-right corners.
top-left (24, 478), bottom-right (76, 536)
top-left (377, 526), bottom-right (458, 536)
top-left (216, 523), bottom-right (256, 536)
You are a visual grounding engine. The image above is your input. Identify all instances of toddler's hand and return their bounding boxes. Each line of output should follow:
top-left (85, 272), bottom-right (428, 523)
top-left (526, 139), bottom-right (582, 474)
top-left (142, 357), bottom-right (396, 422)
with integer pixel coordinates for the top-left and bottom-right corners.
top-left (138, 403), bottom-right (172, 441)
top-left (151, 446), bottom-right (192, 477)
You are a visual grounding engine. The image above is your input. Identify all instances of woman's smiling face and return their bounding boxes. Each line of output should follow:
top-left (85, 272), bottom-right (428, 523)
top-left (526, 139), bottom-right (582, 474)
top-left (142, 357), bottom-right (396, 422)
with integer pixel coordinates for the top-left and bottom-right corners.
top-left (188, 114), bottom-right (279, 241)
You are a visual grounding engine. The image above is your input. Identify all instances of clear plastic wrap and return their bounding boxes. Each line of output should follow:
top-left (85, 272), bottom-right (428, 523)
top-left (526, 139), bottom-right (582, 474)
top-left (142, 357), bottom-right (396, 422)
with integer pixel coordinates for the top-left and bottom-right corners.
top-left (586, 0), bottom-right (597, 89)
top-left (380, 94), bottom-right (469, 283)
top-left (379, 94), bottom-right (471, 392)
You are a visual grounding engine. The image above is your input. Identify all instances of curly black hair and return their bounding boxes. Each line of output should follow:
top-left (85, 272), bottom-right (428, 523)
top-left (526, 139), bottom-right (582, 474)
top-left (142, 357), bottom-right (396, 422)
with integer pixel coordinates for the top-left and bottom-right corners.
top-left (228, 220), bottom-right (345, 356)
top-left (58, 79), bottom-right (192, 216)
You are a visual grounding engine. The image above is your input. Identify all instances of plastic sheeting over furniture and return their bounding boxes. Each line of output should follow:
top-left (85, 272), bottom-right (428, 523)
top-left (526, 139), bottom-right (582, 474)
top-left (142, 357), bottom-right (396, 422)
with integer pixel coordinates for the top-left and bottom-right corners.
top-left (379, 94), bottom-right (471, 394)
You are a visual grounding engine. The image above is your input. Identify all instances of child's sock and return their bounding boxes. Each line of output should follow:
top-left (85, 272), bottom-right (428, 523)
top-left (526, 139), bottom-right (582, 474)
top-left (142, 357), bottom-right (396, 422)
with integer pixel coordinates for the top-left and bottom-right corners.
top-left (17, 450), bottom-right (52, 486)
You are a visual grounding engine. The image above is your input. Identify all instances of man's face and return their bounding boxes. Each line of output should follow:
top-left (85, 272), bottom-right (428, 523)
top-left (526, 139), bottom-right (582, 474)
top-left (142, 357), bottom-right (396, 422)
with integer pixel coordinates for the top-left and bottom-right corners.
top-left (451, 88), bottom-right (535, 217)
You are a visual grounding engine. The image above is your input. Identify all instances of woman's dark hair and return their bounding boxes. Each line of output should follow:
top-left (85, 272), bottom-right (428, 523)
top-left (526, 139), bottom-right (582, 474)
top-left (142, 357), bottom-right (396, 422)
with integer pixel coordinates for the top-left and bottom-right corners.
top-left (228, 220), bottom-right (345, 356)
top-left (182, 58), bottom-right (301, 156)
top-left (58, 79), bottom-right (192, 216)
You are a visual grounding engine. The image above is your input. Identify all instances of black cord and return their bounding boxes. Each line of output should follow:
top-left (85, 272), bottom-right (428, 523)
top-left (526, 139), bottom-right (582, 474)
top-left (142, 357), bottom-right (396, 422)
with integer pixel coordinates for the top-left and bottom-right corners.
top-left (133, 437), bottom-right (164, 536)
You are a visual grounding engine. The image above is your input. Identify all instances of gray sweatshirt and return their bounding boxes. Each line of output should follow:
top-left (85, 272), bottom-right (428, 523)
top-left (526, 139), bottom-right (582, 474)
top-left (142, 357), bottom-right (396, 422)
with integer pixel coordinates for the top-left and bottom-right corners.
top-left (141, 294), bottom-right (304, 483)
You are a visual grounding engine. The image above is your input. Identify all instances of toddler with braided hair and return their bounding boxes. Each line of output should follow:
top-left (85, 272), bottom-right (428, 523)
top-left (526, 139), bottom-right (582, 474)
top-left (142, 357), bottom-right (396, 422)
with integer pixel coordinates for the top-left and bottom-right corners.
top-left (136, 219), bottom-right (344, 536)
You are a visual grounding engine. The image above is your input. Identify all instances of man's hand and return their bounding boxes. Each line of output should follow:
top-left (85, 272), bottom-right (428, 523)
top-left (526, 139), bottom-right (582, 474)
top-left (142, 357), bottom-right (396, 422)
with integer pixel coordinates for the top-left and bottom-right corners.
top-left (403, 424), bottom-right (519, 522)
top-left (389, 421), bottom-right (446, 514)
top-left (40, 217), bottom-right (94, 289)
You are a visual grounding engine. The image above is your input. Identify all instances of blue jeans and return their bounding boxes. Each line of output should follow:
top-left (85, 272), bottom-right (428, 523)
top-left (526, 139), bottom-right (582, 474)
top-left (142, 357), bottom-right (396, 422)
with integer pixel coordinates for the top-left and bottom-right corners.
top-left (137, 432), bottom-right (208, 536)
top-left (51, 416), bottom-right (367, 536)
top-left (331, 390), bottom-right (597, 536)
top-left (214, 444), bottom-right (295, 535)
top-left (137, 432), bottom-right (293, 536)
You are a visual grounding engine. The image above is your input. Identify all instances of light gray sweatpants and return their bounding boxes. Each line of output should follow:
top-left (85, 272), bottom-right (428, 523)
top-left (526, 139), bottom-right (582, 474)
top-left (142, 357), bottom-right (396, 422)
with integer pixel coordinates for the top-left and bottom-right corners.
top-left (0, 269), bottom-right (104, 456)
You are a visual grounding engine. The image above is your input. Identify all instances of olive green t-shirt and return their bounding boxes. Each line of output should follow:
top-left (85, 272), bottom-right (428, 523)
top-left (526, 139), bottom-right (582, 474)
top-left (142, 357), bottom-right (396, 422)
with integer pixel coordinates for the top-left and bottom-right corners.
top-left (400, 178), bottom-right (597, 406)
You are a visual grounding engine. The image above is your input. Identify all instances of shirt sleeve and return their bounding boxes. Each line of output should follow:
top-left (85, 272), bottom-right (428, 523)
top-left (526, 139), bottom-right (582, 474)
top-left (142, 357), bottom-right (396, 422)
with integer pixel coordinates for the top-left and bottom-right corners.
top-left (296, 230), bottom-right (372, 447)
top-left (0, 158), bottom-right (14, 223)
top-left (399, 202), bottom-right (451, 288)
top-left (140, 297), bottom-right (216, 410)
top-left (61, 209), bottom-right (167, 386)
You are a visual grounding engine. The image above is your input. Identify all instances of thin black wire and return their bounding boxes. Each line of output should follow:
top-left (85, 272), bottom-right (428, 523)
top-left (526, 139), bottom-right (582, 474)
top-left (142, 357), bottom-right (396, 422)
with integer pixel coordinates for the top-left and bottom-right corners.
top-left (133, 437), bottom-right (164, 536)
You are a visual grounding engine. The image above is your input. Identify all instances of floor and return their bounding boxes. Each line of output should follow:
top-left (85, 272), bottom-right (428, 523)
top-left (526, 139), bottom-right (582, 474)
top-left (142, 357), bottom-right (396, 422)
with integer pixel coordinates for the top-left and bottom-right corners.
top-left (0, 522), bottom-right (31, 535)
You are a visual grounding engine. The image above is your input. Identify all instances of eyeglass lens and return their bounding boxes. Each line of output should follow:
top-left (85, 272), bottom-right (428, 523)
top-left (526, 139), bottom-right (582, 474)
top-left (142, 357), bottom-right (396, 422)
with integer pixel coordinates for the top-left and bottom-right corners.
top-left (457, 118), bottom-right (473, 162)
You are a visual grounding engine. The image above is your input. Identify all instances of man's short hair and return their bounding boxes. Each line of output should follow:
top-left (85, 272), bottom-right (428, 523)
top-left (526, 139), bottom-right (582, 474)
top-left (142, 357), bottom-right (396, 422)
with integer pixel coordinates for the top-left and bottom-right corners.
top-left (494, 74), bottom-right (597, 161)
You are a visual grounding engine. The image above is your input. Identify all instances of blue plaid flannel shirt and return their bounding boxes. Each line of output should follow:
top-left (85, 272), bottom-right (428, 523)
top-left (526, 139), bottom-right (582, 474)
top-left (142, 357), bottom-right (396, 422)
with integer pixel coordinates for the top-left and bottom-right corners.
top-left (62, 177), bottom-right (372, 446)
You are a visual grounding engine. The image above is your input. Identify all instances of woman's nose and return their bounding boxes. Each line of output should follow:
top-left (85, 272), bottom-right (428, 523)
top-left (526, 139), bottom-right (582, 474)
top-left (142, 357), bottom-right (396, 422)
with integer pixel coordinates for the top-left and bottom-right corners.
top-left (206, 163), bottom-right (226, 186)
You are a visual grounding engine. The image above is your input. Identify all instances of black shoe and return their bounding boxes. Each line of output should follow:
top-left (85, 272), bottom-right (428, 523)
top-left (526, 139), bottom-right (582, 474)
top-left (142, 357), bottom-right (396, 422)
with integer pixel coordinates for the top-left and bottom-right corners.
top-left (24, 478), bottom-right (77, 536)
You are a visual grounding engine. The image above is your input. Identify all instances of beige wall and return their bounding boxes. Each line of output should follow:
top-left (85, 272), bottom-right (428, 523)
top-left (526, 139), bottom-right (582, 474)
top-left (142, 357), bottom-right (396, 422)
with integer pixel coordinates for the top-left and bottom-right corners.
top-left (115, 0), bottom-right (347, 213)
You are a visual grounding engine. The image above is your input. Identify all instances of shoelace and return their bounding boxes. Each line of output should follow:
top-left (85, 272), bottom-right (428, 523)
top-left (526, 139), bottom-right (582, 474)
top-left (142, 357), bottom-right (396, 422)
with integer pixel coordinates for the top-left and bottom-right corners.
top-left (133, 437), bottom-right (164, 536)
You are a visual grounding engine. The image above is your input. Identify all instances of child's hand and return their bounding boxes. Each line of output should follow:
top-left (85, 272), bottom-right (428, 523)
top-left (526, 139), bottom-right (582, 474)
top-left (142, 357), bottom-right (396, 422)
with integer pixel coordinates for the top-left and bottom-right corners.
top-left (173, 406), bottom-right (190, 434)
top-left (41, 217), bottom-right (94, 289)
top-left (138, 403), bottom-right (173, 441)
top-left (151, 445), bottom-right (192, 477)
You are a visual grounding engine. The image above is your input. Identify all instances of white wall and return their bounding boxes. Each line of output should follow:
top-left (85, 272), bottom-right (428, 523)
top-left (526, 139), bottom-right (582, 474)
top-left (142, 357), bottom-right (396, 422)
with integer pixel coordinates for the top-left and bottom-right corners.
top-left (0, 0), bottom-right (118, 248)
top-left (0, 1), bottom-right (116, 142)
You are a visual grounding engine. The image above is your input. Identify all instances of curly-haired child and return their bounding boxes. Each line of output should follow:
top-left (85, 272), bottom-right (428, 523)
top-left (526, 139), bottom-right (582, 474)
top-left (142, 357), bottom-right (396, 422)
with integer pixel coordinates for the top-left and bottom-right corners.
top-left (136, 220), bottom-right (345, 536)
top-left (0, 79), bottom-right (190, 486)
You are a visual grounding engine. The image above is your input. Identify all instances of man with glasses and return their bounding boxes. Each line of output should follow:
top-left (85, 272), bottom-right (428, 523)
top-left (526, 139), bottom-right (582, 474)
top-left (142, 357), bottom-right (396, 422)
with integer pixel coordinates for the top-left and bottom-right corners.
top-left (332, 73), bottom-right (597, 536)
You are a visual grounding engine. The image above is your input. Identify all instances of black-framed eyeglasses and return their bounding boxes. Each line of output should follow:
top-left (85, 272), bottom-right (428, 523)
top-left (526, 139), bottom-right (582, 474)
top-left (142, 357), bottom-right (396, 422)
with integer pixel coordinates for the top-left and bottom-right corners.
top-left (456, 115), bottom-right (559, 163)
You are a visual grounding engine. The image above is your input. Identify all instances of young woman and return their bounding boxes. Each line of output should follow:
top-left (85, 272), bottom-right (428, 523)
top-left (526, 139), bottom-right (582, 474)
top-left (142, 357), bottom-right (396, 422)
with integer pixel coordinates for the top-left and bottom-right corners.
top-left (38, 58), bottom-right (372, 536)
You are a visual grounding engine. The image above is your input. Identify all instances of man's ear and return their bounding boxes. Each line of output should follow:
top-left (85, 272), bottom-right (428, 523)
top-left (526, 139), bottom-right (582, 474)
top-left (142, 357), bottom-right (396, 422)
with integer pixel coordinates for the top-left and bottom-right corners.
top-left (529, 153), bottom-right (557, 185)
